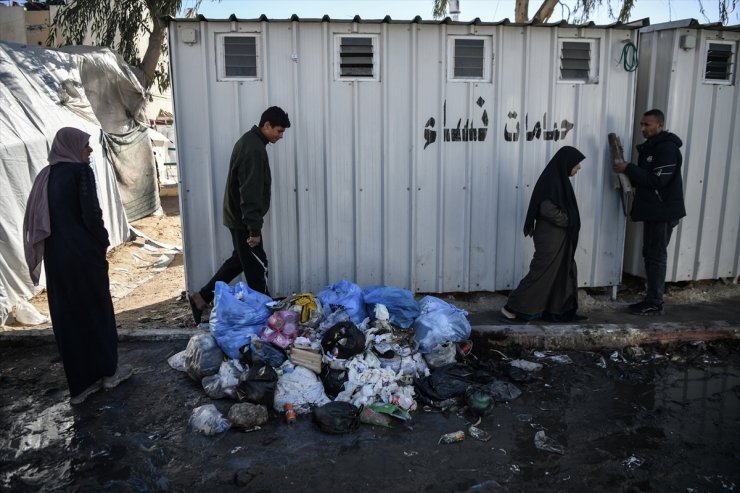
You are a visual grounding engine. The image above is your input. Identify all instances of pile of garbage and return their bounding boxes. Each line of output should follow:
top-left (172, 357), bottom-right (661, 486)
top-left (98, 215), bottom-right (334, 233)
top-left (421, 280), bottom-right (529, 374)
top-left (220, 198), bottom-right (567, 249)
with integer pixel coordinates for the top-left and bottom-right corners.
top-left (168, 279), bottom-right (523, 437)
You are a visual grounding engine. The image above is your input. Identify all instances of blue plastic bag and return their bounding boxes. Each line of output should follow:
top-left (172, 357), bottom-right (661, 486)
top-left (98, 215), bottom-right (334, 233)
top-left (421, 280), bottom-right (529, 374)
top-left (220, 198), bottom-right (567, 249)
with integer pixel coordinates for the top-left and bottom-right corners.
top-left (316, 279), bottom-right (367, 325)
top-left (210, 281), bottom-right (272, 359)
top-left (362, 285), bottom-right (420, 329)
top-left (412, 296), bottom-right (471, 353)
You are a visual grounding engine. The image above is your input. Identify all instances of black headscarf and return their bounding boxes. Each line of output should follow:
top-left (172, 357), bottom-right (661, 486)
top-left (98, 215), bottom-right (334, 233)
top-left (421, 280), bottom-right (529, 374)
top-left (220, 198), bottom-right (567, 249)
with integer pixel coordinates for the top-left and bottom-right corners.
top-left (523, 146), bottom-right (585, 249)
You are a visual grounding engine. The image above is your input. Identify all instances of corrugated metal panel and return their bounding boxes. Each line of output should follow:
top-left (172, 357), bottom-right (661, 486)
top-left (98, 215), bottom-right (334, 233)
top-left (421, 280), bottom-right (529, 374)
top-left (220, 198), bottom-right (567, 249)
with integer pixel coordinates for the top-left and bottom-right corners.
top-left (626, 24), bottom-right (740, 282)
top-left (169, 18), bottom-right (639, 296)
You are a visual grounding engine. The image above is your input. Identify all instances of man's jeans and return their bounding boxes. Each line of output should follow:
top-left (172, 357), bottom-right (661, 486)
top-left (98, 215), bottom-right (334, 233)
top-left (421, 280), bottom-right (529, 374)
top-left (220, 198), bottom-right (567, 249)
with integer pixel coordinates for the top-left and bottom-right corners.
top-left (642, 221), bottom-right (677, 305)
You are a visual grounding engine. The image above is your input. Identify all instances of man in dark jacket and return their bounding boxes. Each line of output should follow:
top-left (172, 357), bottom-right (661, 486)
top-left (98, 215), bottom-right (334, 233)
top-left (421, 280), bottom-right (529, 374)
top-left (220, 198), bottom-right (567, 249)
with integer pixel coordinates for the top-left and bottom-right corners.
top-left (188, 106), bottom-right (291, 324)
top-left (613, 109), bottom-right (686, 315)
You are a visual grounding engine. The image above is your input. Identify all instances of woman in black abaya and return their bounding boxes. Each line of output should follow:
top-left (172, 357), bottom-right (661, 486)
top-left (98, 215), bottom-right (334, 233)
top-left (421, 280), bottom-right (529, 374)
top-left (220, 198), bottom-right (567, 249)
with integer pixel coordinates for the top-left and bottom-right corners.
top-left (24, 127), bottom-right (132, 405)
top-left (501, 146), bottom-right (587, 323)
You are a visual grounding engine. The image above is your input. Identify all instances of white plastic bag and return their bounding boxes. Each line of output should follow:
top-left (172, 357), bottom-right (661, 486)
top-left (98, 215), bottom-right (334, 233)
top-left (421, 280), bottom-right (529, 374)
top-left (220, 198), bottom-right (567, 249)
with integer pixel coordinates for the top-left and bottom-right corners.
top-left (167, 350), bottom-right (187, 372)
top-left (14, 299), bottom-right (49, 325)
top-left (202, 360), bottom-right (243, 399)
top-left (189, 404), bottom-right (231, 435)
top-left (184, 333), bottom-right (224, 382)
top-left (273, 365), bottom-right (331, 414)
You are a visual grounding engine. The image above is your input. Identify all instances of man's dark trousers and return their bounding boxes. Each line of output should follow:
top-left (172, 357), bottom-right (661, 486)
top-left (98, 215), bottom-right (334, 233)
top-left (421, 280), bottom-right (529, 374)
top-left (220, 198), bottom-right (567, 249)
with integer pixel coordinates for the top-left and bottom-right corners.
top-left (198, 228), bottom-right (270, 303)
top-left (642, 220), bottom-right (677, 306)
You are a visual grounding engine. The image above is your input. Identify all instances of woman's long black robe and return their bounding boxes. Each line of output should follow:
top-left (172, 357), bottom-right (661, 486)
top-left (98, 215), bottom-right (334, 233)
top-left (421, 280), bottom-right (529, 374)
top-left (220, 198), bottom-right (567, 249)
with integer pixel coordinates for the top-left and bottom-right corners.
top-left (506, 200), bottom-right (578, 319)
top-left (45, 162), bottom-right (117, 397)
top-left (506, 146), bottom-right (584, 321)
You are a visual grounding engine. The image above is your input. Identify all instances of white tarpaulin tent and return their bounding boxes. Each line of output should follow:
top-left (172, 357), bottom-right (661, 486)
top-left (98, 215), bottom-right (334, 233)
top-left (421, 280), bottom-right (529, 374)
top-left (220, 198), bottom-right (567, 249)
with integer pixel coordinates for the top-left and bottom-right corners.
top-left (0, 41), bottom-right (132, 324)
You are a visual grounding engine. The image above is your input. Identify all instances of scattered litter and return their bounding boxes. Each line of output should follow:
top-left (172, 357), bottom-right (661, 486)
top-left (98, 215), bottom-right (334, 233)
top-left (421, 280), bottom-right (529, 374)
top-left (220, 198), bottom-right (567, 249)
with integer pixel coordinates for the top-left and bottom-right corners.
top-left (167, 350), bottom-right (186, 372)
top-left (403, 451), bottom-right (418, 457)
top-left (596, 355), bottom-right (607, 369)
top-left (548, 354), bottom-right (573, 364)
top-left (510, 359), bottom-right (543, 372)
top-left (468, 425), bottom-right (491, 442)
top-left (622, 454), bottom-right (644, 470)
top-left (610, 351), bottom-right (627, 363)
top-left (360, 406), bottom-right (395, 427)
top-left (13, 299), bottom-right (49, 325)
top-left (510, 464), bottom-right (520, 473)
top-left (189, 404), bottom-right (231, 435)
top-left (533, 351), bottom-right (573, 364)
top-left (534, 430), bottom-right (565, 454)
top-left (438, 430), bottom-right (465, 444)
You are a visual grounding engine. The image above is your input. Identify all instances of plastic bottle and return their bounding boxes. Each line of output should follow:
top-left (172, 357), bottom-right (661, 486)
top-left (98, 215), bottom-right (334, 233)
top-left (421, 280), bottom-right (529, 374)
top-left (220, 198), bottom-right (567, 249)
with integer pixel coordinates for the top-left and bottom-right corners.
top-left (283, 403), bottom-right (296, 424)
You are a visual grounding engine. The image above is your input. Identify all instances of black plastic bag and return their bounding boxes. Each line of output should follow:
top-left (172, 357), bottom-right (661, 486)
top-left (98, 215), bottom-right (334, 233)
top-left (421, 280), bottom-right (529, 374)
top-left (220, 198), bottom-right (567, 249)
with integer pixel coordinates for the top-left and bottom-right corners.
top-left (321, 322), bottom-right (365, 359)
top-left (312, 401), bottom-right (361, 434)
top-left (414, 363), bottom-right (478, 402)
top-left (320, 367), bottom-right (348, 400)
top-left (236, 361), bottom-right (278, 406)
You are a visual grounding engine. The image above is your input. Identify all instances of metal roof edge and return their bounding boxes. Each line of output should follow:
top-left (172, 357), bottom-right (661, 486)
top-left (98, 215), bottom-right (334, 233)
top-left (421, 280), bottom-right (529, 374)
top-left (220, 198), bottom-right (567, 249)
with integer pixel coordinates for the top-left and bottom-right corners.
top-left (161, 14), bottom-right (649, 29)
top-left (640, 18), bottom-right (740, 32)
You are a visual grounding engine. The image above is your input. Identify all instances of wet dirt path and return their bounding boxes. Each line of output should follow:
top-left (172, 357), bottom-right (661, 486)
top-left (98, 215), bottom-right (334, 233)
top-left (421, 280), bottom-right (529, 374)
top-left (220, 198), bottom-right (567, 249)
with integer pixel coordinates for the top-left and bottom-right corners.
top-left (1, 340), bottom-right (738, 492)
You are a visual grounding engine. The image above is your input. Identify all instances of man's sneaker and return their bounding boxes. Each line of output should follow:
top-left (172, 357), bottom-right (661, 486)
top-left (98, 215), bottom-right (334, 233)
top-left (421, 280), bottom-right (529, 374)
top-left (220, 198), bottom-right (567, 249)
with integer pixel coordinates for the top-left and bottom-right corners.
top-left (70, 380), bottom-right (102, 405)
top-left (103, 364), bottom-right (133, 389)
top-left (500, 306), bottom-right (517, 320)
top-left (628, 301), bottom-right (663, 316)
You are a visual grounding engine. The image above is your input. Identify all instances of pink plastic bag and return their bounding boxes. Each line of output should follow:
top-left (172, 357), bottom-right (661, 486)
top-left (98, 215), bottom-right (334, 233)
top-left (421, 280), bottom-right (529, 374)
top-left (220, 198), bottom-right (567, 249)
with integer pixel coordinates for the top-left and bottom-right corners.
top-left (261, 310), bottom-right (299, 349)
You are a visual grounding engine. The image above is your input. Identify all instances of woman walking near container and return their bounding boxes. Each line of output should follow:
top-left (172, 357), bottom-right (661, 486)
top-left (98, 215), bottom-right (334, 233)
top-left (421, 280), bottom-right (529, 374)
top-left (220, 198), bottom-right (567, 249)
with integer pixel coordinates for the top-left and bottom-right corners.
top-left (501, 146), bottom-right (588, 323)
top-left (24, 127), bottom-right (132, 405)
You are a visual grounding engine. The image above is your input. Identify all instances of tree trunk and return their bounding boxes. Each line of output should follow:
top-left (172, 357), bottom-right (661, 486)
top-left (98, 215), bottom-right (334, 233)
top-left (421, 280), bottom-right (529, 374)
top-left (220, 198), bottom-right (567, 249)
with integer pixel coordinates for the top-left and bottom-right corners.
top-left (141, 17), bottom-right (165, 89)
top-left (532, 0), bottom-right (559, 22)
top-left (532, 0), bottom-right (560, 22)
top-left (515, 0), bottom-right (530, 22)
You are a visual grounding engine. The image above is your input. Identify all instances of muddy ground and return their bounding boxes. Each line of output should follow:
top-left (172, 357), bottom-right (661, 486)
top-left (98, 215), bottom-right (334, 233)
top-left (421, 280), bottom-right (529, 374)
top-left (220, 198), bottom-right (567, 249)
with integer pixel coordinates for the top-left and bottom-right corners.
top-left (2, 194), bottom-right (739, 492)
top-left (1, 340), bottom-right (738, 492)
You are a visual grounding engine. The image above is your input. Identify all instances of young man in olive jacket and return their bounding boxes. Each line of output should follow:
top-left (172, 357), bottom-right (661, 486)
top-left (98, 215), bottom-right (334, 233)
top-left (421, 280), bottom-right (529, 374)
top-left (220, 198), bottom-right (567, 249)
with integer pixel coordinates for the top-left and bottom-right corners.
top-left (613, 109), bottom-right (686, 315)
top-left (188, 106), bottom-right (291, 324)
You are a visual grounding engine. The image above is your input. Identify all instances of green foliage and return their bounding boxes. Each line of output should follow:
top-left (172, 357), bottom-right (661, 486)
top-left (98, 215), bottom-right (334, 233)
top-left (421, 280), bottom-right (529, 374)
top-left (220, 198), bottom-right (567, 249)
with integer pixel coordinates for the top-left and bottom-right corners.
top-left (432, 0), bottom-right (737, 24)
top-left (47, 0), bottom-right (201, 91)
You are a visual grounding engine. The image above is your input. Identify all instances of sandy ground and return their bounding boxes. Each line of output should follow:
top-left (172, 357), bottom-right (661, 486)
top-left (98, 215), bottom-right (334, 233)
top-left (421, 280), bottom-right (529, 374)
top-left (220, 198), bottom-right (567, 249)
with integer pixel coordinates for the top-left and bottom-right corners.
top-left (10, 195), bottom-right (193, 331)
top-left (6, 193), bottom-right (738, 332)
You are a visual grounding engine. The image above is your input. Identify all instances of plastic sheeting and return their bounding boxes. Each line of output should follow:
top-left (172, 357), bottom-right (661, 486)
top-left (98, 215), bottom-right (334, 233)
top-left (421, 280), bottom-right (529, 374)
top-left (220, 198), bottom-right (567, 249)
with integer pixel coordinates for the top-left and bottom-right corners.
top-left (0, 41), bottom-right (130, 324)
top-left (104, 127), bottom-right (161, 221)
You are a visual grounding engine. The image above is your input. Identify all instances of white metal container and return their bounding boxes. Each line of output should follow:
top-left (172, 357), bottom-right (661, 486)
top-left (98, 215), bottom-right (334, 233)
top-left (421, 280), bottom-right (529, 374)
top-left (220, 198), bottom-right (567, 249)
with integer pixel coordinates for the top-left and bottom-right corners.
top-left (626, 20), bottom-right (740, 282)
top-left (168, 16), bottom-right (642, 296)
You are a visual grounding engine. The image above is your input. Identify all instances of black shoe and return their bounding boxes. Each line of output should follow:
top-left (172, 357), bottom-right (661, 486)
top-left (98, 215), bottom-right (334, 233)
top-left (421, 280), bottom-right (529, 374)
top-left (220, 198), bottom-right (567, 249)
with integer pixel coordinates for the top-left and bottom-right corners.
top-left (571, 314), bottom-right (588, 322)
top-left (628, 301), bottom-right (663, 316)
top-left (188, 294), bottom-right (204, 325)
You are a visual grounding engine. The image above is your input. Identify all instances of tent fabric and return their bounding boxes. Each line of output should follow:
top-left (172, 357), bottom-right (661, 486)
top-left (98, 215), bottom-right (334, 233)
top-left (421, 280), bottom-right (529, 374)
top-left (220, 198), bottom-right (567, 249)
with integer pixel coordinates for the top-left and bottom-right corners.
top-left (0, 41), bottom-right (132, 324)
top-left (104, 126), bottom-right (161, 221)
top-left (59, 45), bottom-right (148, 135)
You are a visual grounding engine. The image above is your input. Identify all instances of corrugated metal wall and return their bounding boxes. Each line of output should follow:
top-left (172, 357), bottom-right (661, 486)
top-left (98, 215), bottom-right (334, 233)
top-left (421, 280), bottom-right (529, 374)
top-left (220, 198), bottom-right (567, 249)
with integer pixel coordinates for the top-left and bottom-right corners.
top-left (169, 18), bottom-right (640, 296)
top-left (626, 22), bottom-right (740, 282)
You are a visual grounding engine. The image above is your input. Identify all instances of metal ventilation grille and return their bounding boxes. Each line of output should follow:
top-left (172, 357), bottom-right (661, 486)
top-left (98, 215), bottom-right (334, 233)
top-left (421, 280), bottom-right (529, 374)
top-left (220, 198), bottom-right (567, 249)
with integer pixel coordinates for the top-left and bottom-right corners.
top-left (705, 43), bottom-right (734, 81)
top-left (454, 38), bottom-right (484, 78)
top-left (560, 41), bottom-right (591, 80)
top-left (339, 37), bottom-right (374, 77)
top-left (224, 36), bottom-right (257, 77)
